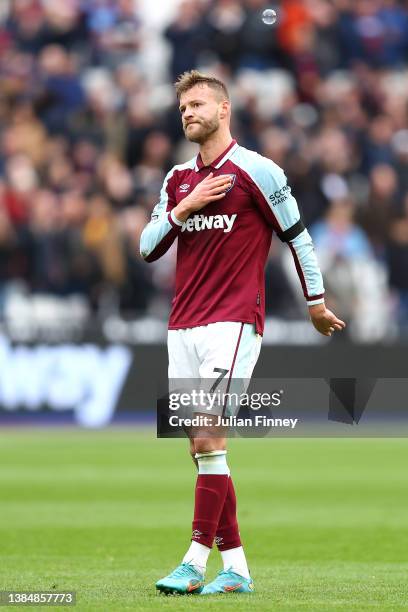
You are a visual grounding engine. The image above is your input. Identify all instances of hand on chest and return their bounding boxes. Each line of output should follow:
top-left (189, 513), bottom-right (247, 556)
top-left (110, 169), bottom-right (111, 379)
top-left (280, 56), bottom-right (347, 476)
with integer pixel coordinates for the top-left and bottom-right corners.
top-left (176, 170), bottom-right (252, 238)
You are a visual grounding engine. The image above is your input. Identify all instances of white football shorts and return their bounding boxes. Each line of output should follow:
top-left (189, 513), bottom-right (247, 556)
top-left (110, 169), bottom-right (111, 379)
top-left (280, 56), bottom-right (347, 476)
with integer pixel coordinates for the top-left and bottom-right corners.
top-left (168, 322), bottom-right (262, 416)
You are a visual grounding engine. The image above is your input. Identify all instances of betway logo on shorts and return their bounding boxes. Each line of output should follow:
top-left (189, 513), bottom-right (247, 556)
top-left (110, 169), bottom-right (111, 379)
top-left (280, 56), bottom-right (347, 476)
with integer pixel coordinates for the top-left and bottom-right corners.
top-left (181, 214), bottom-right (237, 233)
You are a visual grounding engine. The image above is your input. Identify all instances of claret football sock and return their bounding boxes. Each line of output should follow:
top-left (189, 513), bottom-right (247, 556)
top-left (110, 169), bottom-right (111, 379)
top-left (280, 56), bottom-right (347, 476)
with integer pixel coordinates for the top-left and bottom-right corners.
top-left (216, 476), bottom-right (250, 579)
top-left (215, 476), bottom-right (241, 550)
top-left (187, 451), bottom-right (230, 552)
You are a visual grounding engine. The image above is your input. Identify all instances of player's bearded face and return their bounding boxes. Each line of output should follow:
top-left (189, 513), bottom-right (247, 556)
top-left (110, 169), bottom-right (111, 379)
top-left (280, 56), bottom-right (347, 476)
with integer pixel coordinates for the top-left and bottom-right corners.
top-left (183, 111), bottom-right (220, 144)
top-left (179, 85), bottom-right (227, 144)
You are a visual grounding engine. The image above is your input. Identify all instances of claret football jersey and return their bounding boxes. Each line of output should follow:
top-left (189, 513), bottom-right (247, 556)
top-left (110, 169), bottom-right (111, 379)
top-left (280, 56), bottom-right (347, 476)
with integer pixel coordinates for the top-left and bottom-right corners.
top-left (140, 139), bottom-right (324, 334)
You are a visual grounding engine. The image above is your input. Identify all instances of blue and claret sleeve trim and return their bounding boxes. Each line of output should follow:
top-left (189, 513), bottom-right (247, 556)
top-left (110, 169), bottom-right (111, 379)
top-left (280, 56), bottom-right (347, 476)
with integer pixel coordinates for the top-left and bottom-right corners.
top-left (288, 229), bottom-right (325, 303)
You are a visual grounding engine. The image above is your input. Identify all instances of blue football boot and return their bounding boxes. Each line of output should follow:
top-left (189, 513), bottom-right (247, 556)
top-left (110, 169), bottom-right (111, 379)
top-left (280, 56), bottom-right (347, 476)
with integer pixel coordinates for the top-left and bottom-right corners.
top-left (201, 568), bottom-right (254, 594)
top-left (155, 562), bottom-right (205, 595)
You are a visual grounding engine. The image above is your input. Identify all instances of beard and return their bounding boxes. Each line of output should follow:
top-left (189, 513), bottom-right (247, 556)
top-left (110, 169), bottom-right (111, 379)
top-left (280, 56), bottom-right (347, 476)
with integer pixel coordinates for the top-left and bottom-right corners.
top-left (183, 115), bottom-right (220, 144)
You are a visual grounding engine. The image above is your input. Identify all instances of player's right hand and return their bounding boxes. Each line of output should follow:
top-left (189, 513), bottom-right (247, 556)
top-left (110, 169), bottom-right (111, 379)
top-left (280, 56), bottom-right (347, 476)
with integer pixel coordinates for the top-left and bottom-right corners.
top-left (308, 304), bottom-right (346, 337)
top-left (173, 172), bottom-right (232, 222)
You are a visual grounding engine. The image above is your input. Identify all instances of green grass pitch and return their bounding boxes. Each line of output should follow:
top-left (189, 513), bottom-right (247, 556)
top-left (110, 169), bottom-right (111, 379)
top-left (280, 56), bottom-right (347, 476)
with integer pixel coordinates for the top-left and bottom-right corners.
top-left (0, 429), bottom-right (407, 611)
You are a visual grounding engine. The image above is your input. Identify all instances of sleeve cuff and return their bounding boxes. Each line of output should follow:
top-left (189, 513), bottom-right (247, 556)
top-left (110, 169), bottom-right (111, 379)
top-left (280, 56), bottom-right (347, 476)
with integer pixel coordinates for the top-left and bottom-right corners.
top-left (168, 210), bottom-right (184, 228)
top-left (307, 295), bottom-right (325, 306)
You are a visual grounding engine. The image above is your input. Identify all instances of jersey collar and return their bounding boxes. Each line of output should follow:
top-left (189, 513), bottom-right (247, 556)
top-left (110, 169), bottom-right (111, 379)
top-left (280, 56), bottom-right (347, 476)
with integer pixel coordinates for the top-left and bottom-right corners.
top-left (194, 139), bottom-right (238, 172)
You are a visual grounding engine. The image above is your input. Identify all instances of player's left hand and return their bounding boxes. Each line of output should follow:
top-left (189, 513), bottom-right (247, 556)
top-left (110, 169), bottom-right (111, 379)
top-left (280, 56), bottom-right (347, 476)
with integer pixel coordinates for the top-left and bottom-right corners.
top-left (308, 303), bottom-right (346, 337)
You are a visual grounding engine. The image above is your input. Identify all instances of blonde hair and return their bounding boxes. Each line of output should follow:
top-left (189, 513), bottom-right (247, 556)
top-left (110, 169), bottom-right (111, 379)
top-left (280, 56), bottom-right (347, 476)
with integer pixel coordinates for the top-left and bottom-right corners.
top-left (174, 70), bottom-right (229, 101)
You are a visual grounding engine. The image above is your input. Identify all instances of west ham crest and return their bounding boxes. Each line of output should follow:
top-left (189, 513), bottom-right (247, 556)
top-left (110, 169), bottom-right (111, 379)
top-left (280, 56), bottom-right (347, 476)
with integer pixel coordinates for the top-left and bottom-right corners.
top-left (224, 173), bottom-right (236, 193)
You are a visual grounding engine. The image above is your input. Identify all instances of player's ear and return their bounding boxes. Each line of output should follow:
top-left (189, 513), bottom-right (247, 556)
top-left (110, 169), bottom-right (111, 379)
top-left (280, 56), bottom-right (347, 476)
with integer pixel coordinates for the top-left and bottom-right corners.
top-left (219, 100), bottom-right (230, 120)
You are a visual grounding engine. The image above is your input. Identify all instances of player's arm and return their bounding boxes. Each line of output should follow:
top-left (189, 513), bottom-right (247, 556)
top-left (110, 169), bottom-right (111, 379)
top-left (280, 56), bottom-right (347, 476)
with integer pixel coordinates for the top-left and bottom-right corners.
top-left (139, 168), bottom-right (182, 262)
top-left (250, 159), bottom-right (345, 336)
top-left (283, 225), bottom-right (345, 336)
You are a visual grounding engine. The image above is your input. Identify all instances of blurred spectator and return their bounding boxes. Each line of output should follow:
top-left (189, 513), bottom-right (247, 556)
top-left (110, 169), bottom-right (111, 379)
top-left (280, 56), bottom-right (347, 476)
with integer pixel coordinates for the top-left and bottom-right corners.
top-left (205, 0), bottom-right (245, 72)
top-left (85, 0), bottom-right (142, 68)
top-left (310, 198), bottom-right (391, 341)
top-left (36, 44), bottom-right (85, 134)
top-left (387, 193), bottom-right (408, 334)
top-left (337, 0), bottom-right (408, 69)
top-left (233, 0), bottom-right (283, 71)
top-left (0, 203), bottom-right (30, 309)
top-left (118, 206), bottom-right (155, 313)
top-left (311, 198), bottom-right (373, 264)
top-left (164, 0), bottom-right (208, 80)
top-left (358, 163), bottom-right (400, 255)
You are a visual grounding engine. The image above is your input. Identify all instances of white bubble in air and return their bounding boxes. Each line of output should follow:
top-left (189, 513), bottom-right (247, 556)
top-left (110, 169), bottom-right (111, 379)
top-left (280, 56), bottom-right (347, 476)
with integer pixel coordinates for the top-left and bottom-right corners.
top-left (262, 8), bottom-right (277, 25)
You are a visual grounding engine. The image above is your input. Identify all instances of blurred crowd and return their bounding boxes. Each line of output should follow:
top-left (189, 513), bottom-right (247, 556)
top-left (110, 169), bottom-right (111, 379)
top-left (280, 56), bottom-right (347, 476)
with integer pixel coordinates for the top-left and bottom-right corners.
top-left (1, 0), bottom-right (408, 341)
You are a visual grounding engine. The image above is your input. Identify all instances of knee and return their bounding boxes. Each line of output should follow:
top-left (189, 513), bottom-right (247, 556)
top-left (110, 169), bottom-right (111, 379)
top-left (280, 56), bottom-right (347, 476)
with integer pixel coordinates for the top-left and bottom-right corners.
top-left (194, 439), bottom-right (226, 455)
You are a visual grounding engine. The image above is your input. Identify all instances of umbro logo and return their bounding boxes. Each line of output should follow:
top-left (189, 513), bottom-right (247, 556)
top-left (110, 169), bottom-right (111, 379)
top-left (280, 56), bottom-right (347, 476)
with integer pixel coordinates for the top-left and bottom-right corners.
top-left (179, 183), bottom-right (190, 193)
top-left (192, 529), bottom-right (202, 539)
